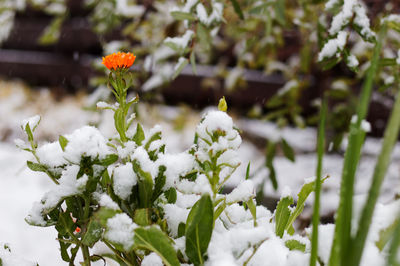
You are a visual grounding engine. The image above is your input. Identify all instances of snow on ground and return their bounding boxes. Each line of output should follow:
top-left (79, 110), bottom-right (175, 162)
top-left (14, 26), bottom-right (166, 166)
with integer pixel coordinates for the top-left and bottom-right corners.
top-left (1, 81), bottom-right (400, 264)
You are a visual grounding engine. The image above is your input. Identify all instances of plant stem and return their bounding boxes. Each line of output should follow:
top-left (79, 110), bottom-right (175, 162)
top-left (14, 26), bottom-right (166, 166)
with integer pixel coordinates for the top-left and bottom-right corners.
top-left (328, 25), bottom-right (386, 266)
top-left (81, 245), bottom-right (91, 266)
top-left (103, 240), bottom-right (135, 266)
top-left (81, 196), bottom-right (92, 266)
top-left (349, 73), bottom-right (400, 266)
top-left (310, 97), bottom-right (327, 266)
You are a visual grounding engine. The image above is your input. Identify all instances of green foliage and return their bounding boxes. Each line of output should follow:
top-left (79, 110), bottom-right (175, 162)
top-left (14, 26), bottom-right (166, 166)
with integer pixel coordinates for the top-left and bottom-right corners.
top-left (281, 138), bottom-right (295, 162)
top-left (265, 141), bottom-right (278, 190)
top-left (275, 194), bottom-right (293, 238)
top-left (173, 58), bottom-right (189, 79)
top-left (133, 226), bottom-right (180, 266)
top-left (285, 177), bottom-right (328, 233)
top-left (285, 239), bottom-right (306, 252)
top-left (170, 11), bottom-right (197, 21)
top-left (58, 135), bottom-right (68, 151)
top-left (185, 194), bottom-right (214, 266)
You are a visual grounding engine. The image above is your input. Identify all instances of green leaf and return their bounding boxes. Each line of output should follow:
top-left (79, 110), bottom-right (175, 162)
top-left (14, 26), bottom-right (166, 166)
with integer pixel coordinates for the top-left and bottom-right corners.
top-left (95, 207), bottom-right (121, 227)
top-left (38, 16), bottom-right (64, 45)
top-left (27, 161), bottom-right (47, 172)
top-left (285, 177), bottom-right (328, 233)
top-left (133, 161), bottom-right (154, 208)
top-left (59, 135), bottom-right (68, 151)
top-left (134, 208), bottom-right (151, 226)
top-left (274, 0), bottom-right (286, 26)
top-left (144, 131), bottom-right (162, 151)
top-left (133, 226), bottom-right (180, 266)
top-left (164, 42), bottom-right (182, 53)
top-left (152, 166), bottom-right (167, 201)
top-left (171, 11), bottom-right (197, 21)
top-left (247, 199), bottom-right (257, 226)
top-left (185, 194), bottom-right (214, 266)
top-left (281, 138), bottom-right (295, 162)
top-left (178, 222), bottom-right (186, 238)
top-left (265, 142), bottom-right (278, 190)
top-left (58, 234), bottom-right (71, 262)
top-left (24, 123), bottom-right (34, 144)
top-left (376, 218), bottom-right (400, 251)
top-left (114, 108), bottom-right (127, 141)
top-left (164, 188), bottom-right (177, 204)
top-left (228, 0), bottom-right (244, 19)
top-left (285, 239), bottom-right (306, 252)
top-left (275, 195), bottom-right (293, 238)
top-left (173, 58), bottom-right (189, 80)
top-left (196, 23), bottom-right (211, 52)
top-left (133, 123), bottom-right (145, 145)
top-left (214, 200), bottom-right (226, 221)
top-left (82, 220), bottom-right (103, 247)
top-left (245, 162), bottom-right (251, 180)
top-left (190, 51), bottom-right (197, 75)
top-left (98, 154), bottom-right (119, 166)
top-left (320, 56), bottom-right (342, 71)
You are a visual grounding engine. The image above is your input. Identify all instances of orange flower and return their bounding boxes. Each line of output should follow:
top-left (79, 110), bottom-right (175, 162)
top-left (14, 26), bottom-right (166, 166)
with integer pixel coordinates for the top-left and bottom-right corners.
top-left (75, 227), bottom-right (81, 233)
top-left (102, 52), bottom-right (136, 70)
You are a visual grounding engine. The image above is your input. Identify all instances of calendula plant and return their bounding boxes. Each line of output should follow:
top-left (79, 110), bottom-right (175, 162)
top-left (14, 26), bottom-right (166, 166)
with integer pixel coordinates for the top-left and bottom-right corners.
top-left (8, 52), bottom-right (339, 266)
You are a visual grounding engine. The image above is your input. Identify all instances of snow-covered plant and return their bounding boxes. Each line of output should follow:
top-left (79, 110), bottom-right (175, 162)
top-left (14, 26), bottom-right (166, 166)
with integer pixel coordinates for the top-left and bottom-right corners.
top-left (318, 0), bottom-right (376, 70)
top-left (15, 52), bottom-right (333, 265)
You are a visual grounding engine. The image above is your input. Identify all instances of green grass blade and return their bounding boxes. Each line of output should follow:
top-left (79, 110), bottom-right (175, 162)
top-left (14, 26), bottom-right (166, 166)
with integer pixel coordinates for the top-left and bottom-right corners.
top-left (350, 81), bottom-right (400, 266)
top-left (310, 97), bottom-right (327, 266)
top-left (328, 25), bottom-right (386, 266)
top-left (387, 213), bottom-right (400, 266)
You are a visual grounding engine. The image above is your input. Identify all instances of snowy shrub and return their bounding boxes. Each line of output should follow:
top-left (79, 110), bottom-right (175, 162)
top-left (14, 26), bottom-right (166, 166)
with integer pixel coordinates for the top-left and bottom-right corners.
top-left (12, 52), bottom-right (328, 265)
top-left (11, 47), bottom-right (400, 265)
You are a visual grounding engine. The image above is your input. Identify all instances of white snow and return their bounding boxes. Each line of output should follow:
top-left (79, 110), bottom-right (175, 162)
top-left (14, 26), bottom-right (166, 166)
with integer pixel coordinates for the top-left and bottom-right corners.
top-left (113, 162), bottom-right (137, 200)
top-left (142, 252), bottom-right (163, 266)
top-left (164, 30), bottom-right (194, 50)
top-left (281, 186), bottom-right (292, 198)
top-left (116, 0), bottom-right (145, 17)
top-left (63, 126), bottom-right (112, 164)
top-left (0, 243), bottom-right (37, 266)
top-left (163, 204), bottom-right (190, 237)
top-left (325, 0), bottom-right (340, 10)
top-left (26, 165), bottom-right (89, 226)
top-left (196, 1), bottom-right (223, 27)
top-left (353, 4), bottom-right (375, 40)
top-left (347, 54), bottom-right (359, 68)
top-left (99, 194), bottom-right (120, 210)
top-left (226, 180), bottom-right (255, 203)
top-left (21, 115), bottom-right (40, 131)
top-left (318, 31), bottom-right (348, 61)
top-left (157, 152), bottom-right (195, 189)
top-left (105, 213), bottom-right (137, 251)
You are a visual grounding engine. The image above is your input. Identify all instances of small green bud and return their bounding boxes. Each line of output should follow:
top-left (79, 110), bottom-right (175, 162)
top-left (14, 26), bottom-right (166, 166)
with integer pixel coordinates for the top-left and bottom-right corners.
top-left (218, 96), bottom-right (228, 112)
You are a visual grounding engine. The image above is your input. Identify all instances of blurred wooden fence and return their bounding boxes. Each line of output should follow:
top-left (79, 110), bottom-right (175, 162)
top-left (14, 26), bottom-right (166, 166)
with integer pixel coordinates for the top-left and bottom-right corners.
top-left (0, 0), bottom-right (397, 136)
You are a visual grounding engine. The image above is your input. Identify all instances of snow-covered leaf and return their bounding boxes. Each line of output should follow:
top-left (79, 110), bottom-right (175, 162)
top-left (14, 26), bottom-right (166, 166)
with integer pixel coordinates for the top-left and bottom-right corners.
top-left (133, 226), bottom-right (180, 266)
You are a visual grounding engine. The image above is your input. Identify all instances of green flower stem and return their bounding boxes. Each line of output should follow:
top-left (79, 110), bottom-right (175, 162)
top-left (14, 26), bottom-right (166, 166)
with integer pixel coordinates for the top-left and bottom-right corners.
top-left (80, 196), bottom-right (92, 266)
top-left (112, 70), bottom-right (129, 143)
top-left (349, 79), bottom-right (400, 266)
top-left (328, 25), bottom-right (386, 266)
top-left (310, 97), bottom-right (327, 266)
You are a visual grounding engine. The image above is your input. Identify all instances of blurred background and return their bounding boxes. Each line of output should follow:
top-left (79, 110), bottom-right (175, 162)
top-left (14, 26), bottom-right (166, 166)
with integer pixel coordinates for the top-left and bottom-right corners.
top-left (0, 0), bottom-right (400, 265)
